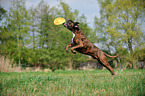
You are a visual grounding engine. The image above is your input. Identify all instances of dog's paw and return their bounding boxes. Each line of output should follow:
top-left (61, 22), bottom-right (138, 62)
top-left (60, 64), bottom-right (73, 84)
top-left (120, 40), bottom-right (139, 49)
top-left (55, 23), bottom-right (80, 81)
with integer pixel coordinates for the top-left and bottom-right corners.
top-left (71, 50), bottom-right (77, 54)
top-left (73, 52), bottom-right (77, 54)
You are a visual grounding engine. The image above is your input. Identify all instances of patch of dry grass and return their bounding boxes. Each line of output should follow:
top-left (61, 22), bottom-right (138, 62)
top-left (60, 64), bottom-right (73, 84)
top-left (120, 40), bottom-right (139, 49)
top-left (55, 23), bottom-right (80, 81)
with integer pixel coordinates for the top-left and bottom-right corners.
top-left (0, 55), bottom-right (21, 72)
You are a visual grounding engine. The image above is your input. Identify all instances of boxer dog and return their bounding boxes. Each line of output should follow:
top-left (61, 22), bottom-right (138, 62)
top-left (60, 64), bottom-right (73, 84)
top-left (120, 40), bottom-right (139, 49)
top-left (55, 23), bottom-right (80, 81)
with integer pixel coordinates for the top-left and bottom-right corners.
top-left (63, 19), bottom-right (119, 75)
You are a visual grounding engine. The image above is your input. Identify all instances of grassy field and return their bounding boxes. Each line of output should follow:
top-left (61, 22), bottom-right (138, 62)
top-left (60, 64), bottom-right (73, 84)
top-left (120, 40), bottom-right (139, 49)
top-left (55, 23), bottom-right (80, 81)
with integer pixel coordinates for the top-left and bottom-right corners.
top-left (0, 69), bottom-right (145, 96)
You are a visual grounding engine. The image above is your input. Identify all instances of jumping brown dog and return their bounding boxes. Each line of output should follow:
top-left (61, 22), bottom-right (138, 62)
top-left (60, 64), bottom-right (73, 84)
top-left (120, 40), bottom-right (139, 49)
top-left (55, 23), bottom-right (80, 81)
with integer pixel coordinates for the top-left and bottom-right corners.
top-left (63, 19), bottom-right (119, 75)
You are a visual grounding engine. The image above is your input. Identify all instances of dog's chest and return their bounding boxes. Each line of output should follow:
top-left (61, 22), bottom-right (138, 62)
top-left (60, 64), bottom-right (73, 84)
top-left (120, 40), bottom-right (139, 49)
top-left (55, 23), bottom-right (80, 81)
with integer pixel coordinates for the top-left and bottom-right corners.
top-left (71, 32), bottom-right (75, 43)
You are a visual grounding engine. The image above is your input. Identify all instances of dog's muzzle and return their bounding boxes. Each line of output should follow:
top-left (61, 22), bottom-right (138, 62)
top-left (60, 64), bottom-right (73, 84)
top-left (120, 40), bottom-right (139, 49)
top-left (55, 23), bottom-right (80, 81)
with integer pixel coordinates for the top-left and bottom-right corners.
top-left (63, 23), bottom-right (67, 28)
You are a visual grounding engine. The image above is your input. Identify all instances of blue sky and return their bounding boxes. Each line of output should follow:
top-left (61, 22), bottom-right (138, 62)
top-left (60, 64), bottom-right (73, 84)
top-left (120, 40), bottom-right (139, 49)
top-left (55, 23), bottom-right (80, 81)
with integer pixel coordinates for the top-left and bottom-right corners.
top-left (0, 0), bottom-right (100, 29)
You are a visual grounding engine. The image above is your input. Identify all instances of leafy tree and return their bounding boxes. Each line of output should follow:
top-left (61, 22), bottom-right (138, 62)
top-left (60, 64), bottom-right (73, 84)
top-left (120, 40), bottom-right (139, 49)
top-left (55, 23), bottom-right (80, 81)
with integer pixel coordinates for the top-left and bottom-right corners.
top-left (0, 6), bottom-right (6, 22)
top-left (0, 6), bottom-right (7, 48)
top-left (0, 7), bottom-right (6, 52)
top-left (3, 0), bottom-right (30, 66)
top-left (95, 0), bottom-right (145, 68)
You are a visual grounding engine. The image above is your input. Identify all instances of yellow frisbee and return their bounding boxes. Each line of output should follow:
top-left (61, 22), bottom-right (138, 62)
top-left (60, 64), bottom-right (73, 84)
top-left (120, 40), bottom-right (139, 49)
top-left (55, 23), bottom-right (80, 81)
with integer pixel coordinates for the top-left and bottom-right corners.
top-left (54, 17), bottom-right (65, 25)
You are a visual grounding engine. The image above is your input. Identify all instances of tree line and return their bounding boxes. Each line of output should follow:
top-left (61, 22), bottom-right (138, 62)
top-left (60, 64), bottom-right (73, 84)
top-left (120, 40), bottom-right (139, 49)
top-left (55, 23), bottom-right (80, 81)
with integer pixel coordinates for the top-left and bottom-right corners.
top-left (0, 0), bottom-right (145, 70)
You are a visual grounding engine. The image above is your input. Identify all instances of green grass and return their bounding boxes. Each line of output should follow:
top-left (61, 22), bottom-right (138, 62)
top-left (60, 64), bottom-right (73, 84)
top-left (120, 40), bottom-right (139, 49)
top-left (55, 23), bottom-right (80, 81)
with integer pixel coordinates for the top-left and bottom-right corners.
top-left (0, 69), bottom-right (145, 96)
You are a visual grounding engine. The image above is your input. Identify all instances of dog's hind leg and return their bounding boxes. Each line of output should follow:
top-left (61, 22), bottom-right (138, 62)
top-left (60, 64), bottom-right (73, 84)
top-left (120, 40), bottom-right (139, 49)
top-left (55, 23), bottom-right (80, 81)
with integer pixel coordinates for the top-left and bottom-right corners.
top-left (99, 59), bottom-right (115, 75)
top-left (95, 53), bottom-right (115, 75)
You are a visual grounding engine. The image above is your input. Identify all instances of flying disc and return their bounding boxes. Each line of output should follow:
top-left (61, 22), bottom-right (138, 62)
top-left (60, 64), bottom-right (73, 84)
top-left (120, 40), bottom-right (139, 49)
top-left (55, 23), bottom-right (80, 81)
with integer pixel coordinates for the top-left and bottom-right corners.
top-left (54, 18), bottom-right (65, 25)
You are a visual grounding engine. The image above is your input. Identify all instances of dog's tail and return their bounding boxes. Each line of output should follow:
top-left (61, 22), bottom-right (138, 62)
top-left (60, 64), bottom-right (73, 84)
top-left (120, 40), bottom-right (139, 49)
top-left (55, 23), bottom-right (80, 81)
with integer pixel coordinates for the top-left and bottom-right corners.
top-left (104, 52), bottom-right (119, 58)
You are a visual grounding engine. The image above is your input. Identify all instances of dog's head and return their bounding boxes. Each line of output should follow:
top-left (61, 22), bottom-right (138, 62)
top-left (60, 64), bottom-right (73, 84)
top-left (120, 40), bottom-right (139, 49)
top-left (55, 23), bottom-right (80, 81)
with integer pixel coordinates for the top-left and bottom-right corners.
top-left (63, 19), bottom-right (79, 31)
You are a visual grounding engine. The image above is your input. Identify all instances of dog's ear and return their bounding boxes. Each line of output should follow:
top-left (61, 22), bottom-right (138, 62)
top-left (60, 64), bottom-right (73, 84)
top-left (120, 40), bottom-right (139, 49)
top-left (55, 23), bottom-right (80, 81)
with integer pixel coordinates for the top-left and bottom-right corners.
top-left (74, 22), bottom-right (79, 29)
top-left (74, 22), bottom-right (79, 25)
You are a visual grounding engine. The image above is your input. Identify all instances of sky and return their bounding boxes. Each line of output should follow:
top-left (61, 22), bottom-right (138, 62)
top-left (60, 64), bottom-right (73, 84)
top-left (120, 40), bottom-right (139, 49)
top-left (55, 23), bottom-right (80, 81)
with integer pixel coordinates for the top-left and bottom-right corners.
top-left (0, 0), bottom-right (100, 29)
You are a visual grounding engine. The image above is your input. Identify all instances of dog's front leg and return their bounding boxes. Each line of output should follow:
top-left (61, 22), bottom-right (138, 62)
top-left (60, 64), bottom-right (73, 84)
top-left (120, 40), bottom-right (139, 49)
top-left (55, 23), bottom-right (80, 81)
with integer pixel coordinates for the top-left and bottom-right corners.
top-left (71, 40), bottom-right (83, 54)
top-left (66, 44), bottom-right (72, 53)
